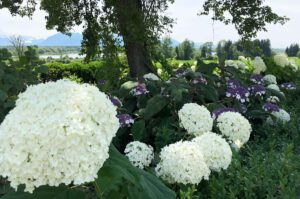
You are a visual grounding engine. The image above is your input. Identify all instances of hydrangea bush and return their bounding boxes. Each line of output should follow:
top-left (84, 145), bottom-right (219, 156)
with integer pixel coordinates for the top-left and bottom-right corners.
top-left (1, 53), bottom-right (299, 198)
top-left (0, 80), bottom-right (119, 192)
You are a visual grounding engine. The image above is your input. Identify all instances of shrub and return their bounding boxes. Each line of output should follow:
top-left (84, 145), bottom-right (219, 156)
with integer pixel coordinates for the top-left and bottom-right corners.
top-left (41, 59), bottom-right (128, 91)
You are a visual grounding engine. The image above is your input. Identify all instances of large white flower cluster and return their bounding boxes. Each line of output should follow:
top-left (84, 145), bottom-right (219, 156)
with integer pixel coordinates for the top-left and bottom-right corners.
top-left (272, 109), bottom-right (291, 123)
top-left (0, 80), bottom-right (119, 193)
top-left (289, 60), bottom-right (299, 72)
top-left (225, 60), bottom-right (245, 70)
top-left (252, 56), bottom-right (267, 74)
top-left (178, 103), bottom-right (213, 136)
top-left (156, 141), bottom-right (210, 185)
top-left (263, 74), bottom-right (277, 85)
top-left (143, 73), bottom-right (160, 81)
top-left (192, 132), bottom-right (232, 172)
top-left (267, 84), bottom-right (280, 92)
top-left (267, 96), bottom-right (280, 104)
top-left (238, 56), bottom-right (247, 62)
top-left (274, 53), bottom-right (289, 68)
top-left (217, 112), bottom-right (252, 148)
top-left (124, 141), bottom-right (154, 169)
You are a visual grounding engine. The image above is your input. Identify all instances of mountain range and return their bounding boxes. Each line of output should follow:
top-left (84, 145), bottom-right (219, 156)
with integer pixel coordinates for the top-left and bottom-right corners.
top-left (0, 33), bottom-right (83, 46)
top-left (0, 33), bottom-right (203, 48)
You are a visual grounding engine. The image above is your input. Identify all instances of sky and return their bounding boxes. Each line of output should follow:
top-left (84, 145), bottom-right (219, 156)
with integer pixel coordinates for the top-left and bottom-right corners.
top-left (0, 0), bottom-right (299, 48)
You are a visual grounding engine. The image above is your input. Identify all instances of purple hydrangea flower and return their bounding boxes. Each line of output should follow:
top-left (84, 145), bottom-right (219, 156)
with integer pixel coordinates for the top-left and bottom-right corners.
top-left (227, 79), bottom-right (241, 89)
top-left (130, 83), bottom-right (149, 96)
top-left (98, 79), bottom-right (106, 86)
top-left (192, 76), bottom-right (208, 85)
top-left (117, 114), bottom-right (134, 127)
top-left (281, 82), bottom-right (296, 90)
top-left (263, 102), bottom-right (280, 112)
top-left (250, 74), bottom-right (264, 85)
top-left (109, 96), bottom-right (122, 107)
top-left (248, 85), bottom-right (266, 96)
top-left (226, 86), bottom-right (250, 103)
top-left (212, 107), bottom-right (236, 119)
top-left (175, 68), bottom-right (187, 77)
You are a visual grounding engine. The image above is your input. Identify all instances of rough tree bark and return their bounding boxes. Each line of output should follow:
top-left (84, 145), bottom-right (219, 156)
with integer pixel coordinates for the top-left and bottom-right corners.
top-left (114, 0), bottom-right (155, 77)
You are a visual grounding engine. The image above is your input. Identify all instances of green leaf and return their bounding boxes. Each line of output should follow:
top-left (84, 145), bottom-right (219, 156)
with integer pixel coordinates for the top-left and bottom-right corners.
top-left (0, 90), bottom-right (8, 102)
top-left (95, 145), bottom-right (176, 199)
top-left (131, 120), bottom-right (146, 140)
top-left (1, 186), bottom-right (86, 199)
top-left (200, 84), bottom-right (219, 102)
top-left (143, 95), bottom-right (168, 120)
top-left (35, 65), bottom-right (49, 74)
top-left (247, 110), bottom-right (270, 119)
top-left (196, 60), bottom-right (218, 75)
top-left (119, 81), bottom-right (138, 97)
top-left (170, 88), bottom-right (188, 103)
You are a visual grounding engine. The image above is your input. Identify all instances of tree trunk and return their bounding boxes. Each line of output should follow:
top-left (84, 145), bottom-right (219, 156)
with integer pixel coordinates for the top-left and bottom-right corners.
top-left (124, 40), bottom-right (154, 77)
top-left (113, 0), bottom-right (155, 77)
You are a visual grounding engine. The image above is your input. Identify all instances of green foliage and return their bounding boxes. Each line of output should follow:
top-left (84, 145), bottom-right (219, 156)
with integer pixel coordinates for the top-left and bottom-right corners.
top-left (41, 60), bottom-right (128, 91)
top-left (264, 57), bottom-right (300, 83)
top-left (201, 0), bottom-right (288, 39)
top-left (1, 186), bottom-right (86, 199)
top-left (285, 43), bottom-right (299, 57)
top-left (159, 37), bottom-right (175, 59)
top-left (0, 47), bottom-right (46, 122)
top-left (198, 123), bottom-right (300, 199)
top-left (175, 40), bottom-right (195, 60)
top-left (94, 145), bottom-right (176, 199)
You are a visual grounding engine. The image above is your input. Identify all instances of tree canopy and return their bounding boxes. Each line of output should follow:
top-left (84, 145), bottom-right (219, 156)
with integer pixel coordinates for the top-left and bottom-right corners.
top-left (0, 0), bottom-right (288, 77)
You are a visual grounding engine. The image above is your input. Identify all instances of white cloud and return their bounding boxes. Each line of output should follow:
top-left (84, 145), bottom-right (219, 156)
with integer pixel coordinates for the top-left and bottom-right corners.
top-left (0, 1), bottom-right (299, 48)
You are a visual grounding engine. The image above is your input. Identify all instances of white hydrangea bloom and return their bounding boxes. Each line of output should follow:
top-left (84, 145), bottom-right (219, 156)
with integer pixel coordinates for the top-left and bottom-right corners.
top-left (263, 74), bottom-right (277, 85)
top-left (143, 73), bottom-right (160, 81)
top-left (178, 103), bottom-right (213, 136)
top-left (267, 84), bottom-right (280, 92)
top-left (274, 53), bottom-right (289, 67)
top-left (217, 112), bottom-right (252, 148)
top-left (289, 60), bottom-right (298, 72)
top-left (0, 80), bottom-right (119, 193)
top-left (156, 141), bottom-right (210, 185)
top-left (267, 96), bottom-right (280, 103)
top-left (236, 61), bottom-right (246, 70)
top-left (124, 141), bottom-right (154, 169)
top-left (252, 56), bottom-right (267, 74)
top-left (272, 109), bottom-right (291, 123)
top-left (238, 56), bottom-right (247, 62)
top-left (225, 60), bottom-right (238, 69)
top-left (192, 132), bottom-right (232, 172)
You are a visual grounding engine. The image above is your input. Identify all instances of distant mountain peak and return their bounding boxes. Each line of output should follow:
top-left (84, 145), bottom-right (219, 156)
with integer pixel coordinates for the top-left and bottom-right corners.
top-left (0, 33), bottom-right (83, 46)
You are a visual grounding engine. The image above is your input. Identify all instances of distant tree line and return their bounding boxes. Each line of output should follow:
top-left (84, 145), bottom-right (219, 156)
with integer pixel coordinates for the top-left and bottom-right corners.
top-left (285, 44), bottom-right (299, 57)
top-left (157, 37), bottom-right (274, 61)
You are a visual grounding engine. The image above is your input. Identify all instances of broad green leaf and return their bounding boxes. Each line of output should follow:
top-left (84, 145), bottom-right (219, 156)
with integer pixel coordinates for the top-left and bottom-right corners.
top-left (35, 65), bottom-right (49, 74)
top-left (1, 186), bottom-right (86, 199)
top-left (119, 81), bottom-right (138, 97)
top-left (131, 120), bottom-right (146, 140)
top-left (200, 84), bottom-right (219, 102)
top-left (95, 145), bottom-right (176, 199)
top-left (143, 95), bottom-right (167, 120)
top-left (196, 60), bottom-right (218, 75)
top-left (247, 110), bottom-right (270, 119)
top-left (0, 90), bottom-right (8, 102)
top-left (266, 88), bottom-right (286, 101)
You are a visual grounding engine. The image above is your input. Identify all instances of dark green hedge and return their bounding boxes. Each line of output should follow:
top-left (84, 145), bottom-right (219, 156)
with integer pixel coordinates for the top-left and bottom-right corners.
top-left (41, 60), bottom-right (128, 91)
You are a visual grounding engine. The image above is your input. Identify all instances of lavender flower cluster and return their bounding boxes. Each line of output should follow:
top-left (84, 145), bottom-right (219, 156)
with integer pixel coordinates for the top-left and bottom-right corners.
top-left (226, 79), bottom-right (250, 103)
top-left (263, 102), bottom-right (280, 113)
top-left (281, 82), bottom-right (296, 90)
